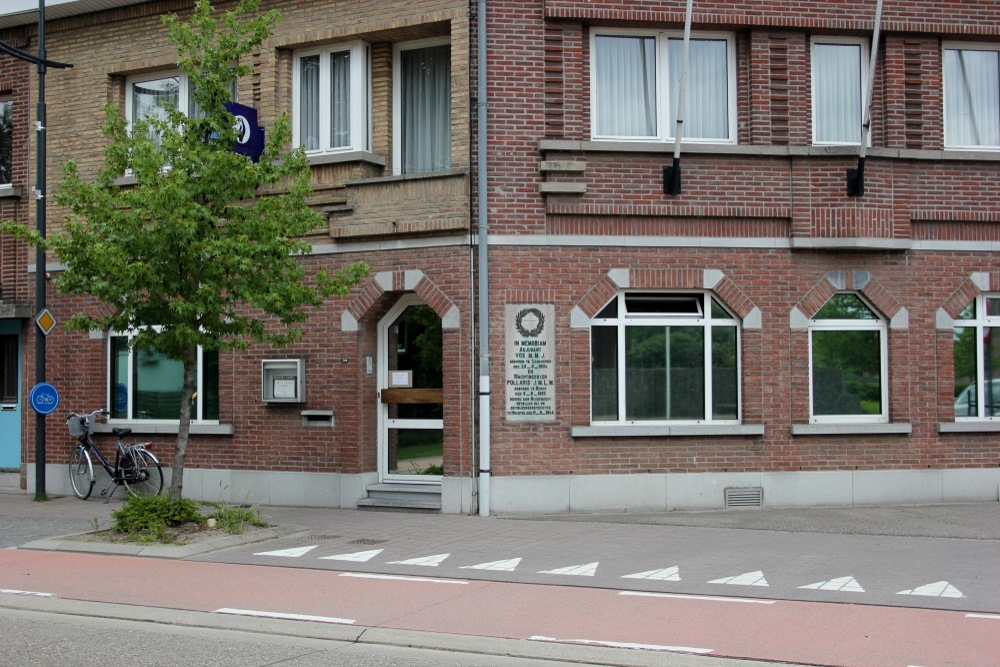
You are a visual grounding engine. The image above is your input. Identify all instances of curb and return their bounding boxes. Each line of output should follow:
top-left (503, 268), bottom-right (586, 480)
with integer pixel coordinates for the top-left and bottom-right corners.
top-left (17, 524), bottom-right (308, 558)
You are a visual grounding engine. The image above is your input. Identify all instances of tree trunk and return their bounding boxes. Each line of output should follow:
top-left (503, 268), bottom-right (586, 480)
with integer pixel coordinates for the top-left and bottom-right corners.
top-left (168, 343), bottom-right (198, 499)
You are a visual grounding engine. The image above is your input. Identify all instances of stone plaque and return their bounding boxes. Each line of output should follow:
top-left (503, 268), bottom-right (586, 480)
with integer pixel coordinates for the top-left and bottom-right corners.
top-left (505, 304), bottom-right (555, 421)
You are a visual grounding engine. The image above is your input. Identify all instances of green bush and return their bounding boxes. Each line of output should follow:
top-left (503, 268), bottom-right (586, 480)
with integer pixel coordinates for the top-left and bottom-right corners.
top-left (202, 501), bottom-right (269, 534)
top-left (112, 495), bottom-right (204, 540)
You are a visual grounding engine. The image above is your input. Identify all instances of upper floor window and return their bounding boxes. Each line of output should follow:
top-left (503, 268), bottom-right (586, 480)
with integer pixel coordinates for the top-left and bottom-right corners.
top-left (1, 98), bottom-right (13, 186)
top-left (953, 294), bottom-right (1000, 419)
top-left (109, 329), bottom-right (219, 422)
top-left (590, 30), bottom-right (736, 143)
top-left (812, 37), bottom-right (868, 145)
top-left (394, 39), bottom-right (451, 174)
top-left (591, 292), bottom-right (740, 424)
top-left (943, 44), bottom-right (1000, 149)
top-left (293, 41), bottom-right (371, 154)
top-left (809, 294), bottom-right (887, 423)
top-left (125, 71), bottom-right (236, 143)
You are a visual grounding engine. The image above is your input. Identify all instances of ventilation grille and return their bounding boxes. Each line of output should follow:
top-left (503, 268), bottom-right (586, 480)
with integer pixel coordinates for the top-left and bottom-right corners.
top-left (725, 487), bottom-right (764, 508)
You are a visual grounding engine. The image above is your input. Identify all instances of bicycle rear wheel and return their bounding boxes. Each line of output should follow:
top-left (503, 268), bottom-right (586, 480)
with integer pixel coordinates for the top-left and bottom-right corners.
top-left (122, 449), bottom-right (164, 497)
top-left (69, 446), bottom-right (95, 500)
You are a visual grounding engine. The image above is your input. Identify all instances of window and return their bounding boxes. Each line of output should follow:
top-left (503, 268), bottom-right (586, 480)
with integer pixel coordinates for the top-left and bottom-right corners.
top-left (591, 292), bottom-right (740, 424)
top-left (809, 294), bottom-right (887, 422)
top-left (591, 30), bottom-right (736, 143)
top-left (943, 44), bottom-right (1000, 149)
top-left (109, 330), bottom-right (219, 421)
top-left (125, 71), bottom-right (236, 142)
top-left (812, 37), bottom-right (867, 144)
top-left (0, 98), bottom-right (12, 186)
top-left (952, 294), bottom-right (1000, 419)
top-left (293, 41), bottom-right (370, 154)
top-left (394, 39), bottom-right (451, 174)
top-left (0, 334), bottom-right (16, 403)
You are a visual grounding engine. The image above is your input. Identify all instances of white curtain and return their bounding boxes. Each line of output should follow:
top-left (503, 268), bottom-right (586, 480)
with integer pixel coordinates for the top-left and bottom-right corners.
top-left (299, 55), bottom-right (320, 150)
top-left (330, 50), bottom-right (351, 149)
top-left (813, 43), bottom-right (862, 143)
top-left (668, 38), bottom-right (729, 140)
top-left (945, 49), bottom-right (1000, 147)
top-left (400, 44), bottom-right (451, 173)
top-left (594, 35), bottom-right (657, 137)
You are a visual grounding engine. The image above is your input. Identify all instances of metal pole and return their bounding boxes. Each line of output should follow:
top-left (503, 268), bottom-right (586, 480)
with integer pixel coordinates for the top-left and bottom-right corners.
top-left (33, 0), bottom-right (48, 499)
top-left (664, 0), bottom-right (694, 196)
top-left (476, 0), bottom-right (491, 516)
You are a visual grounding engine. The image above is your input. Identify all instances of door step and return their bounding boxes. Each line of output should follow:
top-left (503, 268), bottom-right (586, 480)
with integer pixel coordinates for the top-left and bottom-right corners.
top-left (0, 471), bottom-right (22, 494)
top-left (358, 483), bottom-right (441, 512)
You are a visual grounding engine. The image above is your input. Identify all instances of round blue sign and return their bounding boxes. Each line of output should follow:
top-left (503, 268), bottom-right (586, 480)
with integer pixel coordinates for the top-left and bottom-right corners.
top-left (29, 382), bottom-right (60, 415)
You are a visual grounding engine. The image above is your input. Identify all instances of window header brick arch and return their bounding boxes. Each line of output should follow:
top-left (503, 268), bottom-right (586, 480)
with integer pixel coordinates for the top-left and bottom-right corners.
top-left (571, 267), bottom-right (761, 328)
top-left (936, 272), bottom-right (994, 329)
top-left (791, 270), bottom-right (908, 330)
top-left (341, 269), bottom-right (459, 331)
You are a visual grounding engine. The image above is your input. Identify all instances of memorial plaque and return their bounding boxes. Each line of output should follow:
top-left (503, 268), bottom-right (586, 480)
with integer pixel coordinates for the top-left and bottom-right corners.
top-left (505, 304), bottom-right (555, 420)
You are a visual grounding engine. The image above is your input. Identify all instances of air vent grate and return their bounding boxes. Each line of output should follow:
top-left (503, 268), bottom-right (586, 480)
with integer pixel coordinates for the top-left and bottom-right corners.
top-left (725, 487), bottom-right (764, 508)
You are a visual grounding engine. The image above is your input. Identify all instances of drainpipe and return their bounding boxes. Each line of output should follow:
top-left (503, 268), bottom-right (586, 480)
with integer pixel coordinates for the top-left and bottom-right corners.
top-left (663, 0), bottom-right (693, 196)
top-left (847, 0), bottom-right (884, 197)
top-left (476, 0), bottom-right (491, 516)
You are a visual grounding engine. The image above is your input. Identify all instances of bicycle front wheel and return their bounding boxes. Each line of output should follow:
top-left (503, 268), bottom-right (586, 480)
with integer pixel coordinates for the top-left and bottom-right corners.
top-left (69, 446), bottom-right (95, 500)
top-left (123, 449), bottom-right (164, 497)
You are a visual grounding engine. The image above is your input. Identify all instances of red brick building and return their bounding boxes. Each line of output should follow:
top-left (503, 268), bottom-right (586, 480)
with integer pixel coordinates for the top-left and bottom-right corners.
top-left (1, 0), bottom-right (999, 513)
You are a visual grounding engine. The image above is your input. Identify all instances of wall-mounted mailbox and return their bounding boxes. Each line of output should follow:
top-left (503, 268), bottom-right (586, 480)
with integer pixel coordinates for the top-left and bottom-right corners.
top-left (262, 359), bottom-right (305, 403)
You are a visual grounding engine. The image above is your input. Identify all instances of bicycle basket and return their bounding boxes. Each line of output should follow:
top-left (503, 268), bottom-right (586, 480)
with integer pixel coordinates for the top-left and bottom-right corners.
top-left (67, 414), bottom-right (94, 437)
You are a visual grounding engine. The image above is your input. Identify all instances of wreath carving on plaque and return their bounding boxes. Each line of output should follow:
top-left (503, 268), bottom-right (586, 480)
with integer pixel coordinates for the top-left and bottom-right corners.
top-left (515, 307), bottom-right (545, 338)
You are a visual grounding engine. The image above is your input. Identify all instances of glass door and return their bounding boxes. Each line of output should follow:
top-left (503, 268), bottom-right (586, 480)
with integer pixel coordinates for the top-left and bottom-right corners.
top-left (378, 297), bottom-right (443, 482)
top-left (0, 323), bottom-right (21, 470)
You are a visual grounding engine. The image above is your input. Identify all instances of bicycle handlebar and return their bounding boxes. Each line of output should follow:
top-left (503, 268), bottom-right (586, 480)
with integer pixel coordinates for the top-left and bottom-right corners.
top-left (66, 409), bottom-right (110, 421)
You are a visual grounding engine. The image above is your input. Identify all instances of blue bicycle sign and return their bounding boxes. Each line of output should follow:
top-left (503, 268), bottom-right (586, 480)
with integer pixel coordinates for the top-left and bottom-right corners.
top-left (29, 382), bottom-right (60, 415)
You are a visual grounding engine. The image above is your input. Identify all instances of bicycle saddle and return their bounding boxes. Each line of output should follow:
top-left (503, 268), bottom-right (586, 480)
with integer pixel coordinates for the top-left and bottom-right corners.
top-left (112, 427), bottom-right (133, 437)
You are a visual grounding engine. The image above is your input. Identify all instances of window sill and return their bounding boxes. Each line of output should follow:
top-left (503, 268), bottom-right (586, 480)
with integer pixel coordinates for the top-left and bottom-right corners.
top-left (344, 167), bottom-right (468, 187)
top-left (791, 422), bottom-right (911, 436)
top-left (307, 151), bottom-right (386, 168)
top-left (95, 422), bottom-right (234, 436)
top-left (938, 421), bottom-right (1000, 433)
top-left (0, 185), bottom-right (21, 199)
top-left (572, 424), bottom-right (764, 438)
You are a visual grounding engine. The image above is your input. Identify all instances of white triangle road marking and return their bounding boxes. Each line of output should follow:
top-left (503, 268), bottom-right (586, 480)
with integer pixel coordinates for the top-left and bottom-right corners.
top-left (622, 567), bottom-right (681, 581)
top-left (539, 562), bottom-right (599, 577)
top-left (319, 549), bottom-right (384, 562)
top-left (460, 558), bottom-right (522, 571)
top-left (254, 545), bottom-right (318, 558)
top-left (387, 553), bottom-right (451, 567)
top-left (897, 581), bottom-right (964, 598)
top-left (708, 570), bottom-right (769, 587)
top-left (800, 576), bottom-right (865, 592)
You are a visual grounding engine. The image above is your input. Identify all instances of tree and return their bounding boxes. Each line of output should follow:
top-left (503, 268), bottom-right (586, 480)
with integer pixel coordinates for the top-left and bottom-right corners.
top-left (1, 0), bottom-right (368, 499)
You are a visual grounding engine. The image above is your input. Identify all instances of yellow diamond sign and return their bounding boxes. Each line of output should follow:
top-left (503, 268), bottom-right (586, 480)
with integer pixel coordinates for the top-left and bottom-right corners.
top-left (35, 308), bottom-right (57, 336)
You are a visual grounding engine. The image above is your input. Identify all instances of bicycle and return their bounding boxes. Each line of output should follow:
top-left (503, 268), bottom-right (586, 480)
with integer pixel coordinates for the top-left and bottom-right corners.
top-left (67, 409), bottom-right (164, 502)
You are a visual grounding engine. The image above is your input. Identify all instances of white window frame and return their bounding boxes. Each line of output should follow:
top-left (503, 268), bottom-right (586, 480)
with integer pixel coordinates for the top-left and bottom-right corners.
top-left (589, 28), bottom-right (738, 144)
top-left (942, 41), bottom-right (1000, 150)
top-left (590, 291), bottom-right (742, 425)
top-left (125, 70), bottom-right (187, 131)
top-left (392, 36), bottom-right (452, 175)
top-left (107, 327), bottom-right (218, 424)
top-left (292, 41), bottom-right (371, 155)
top-left (811, 36), bottom-right (869, 146)
top-left (952, 293), bottom-right (1000, 421)
top-left (0, 97), bottom-right (12, 188)
top-left (808, 294), bottom-right (888, 424)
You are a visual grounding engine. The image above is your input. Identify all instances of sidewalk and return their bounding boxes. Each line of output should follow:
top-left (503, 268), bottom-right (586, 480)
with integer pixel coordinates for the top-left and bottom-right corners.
top-left (3, 490), bottom-right (999, 612)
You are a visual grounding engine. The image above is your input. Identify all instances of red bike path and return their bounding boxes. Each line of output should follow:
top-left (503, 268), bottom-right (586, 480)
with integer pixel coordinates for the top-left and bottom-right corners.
top-left (1, 549), bottom-right (997, 665)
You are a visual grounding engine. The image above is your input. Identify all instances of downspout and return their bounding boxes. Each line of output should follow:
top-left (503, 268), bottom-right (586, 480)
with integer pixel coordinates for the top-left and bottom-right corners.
top-left (476, 0), bottom-right (491, 516)
top-left (847, 0), bottom-right (884, 197)
top-left (664, 0), bottom-right (694, 196)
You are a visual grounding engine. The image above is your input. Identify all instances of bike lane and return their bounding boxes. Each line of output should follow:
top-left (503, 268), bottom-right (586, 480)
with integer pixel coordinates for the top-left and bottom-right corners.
top-left (1, 549), bottom-right (997, 666)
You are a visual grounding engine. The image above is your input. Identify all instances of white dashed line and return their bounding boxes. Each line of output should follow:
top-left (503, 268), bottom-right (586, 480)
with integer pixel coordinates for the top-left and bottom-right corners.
top-left (214, 608), bottom-right (354, 624)
top-left (967, 613), bottom-right (1000, 620)
top-left (340, 572), bottom-right (468, 585)
top-left (530, 635), bottom-right (713, 654)
top-left (620, 591), bottom-right (776, 604)
top-left (0, 589), bottom-right (54, 598)
top-left (319, 549), bottom-right (384, 562)
top-left (897, 581), bottom-right (964, 598)
top-left (254, 545), bottom-right (318, 558)
top-left (708, 570), bottom-right (769, 586)
top-left (539, 562), bottom-right (599, 576)
top-left (386, 553), bottom-right (451, 567)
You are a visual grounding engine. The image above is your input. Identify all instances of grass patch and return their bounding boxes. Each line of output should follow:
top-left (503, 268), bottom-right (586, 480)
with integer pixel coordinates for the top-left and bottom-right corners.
top-left (202, 501), bottom-right (269, 534)
top-left (109, 495), bottom-right (270, 543)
